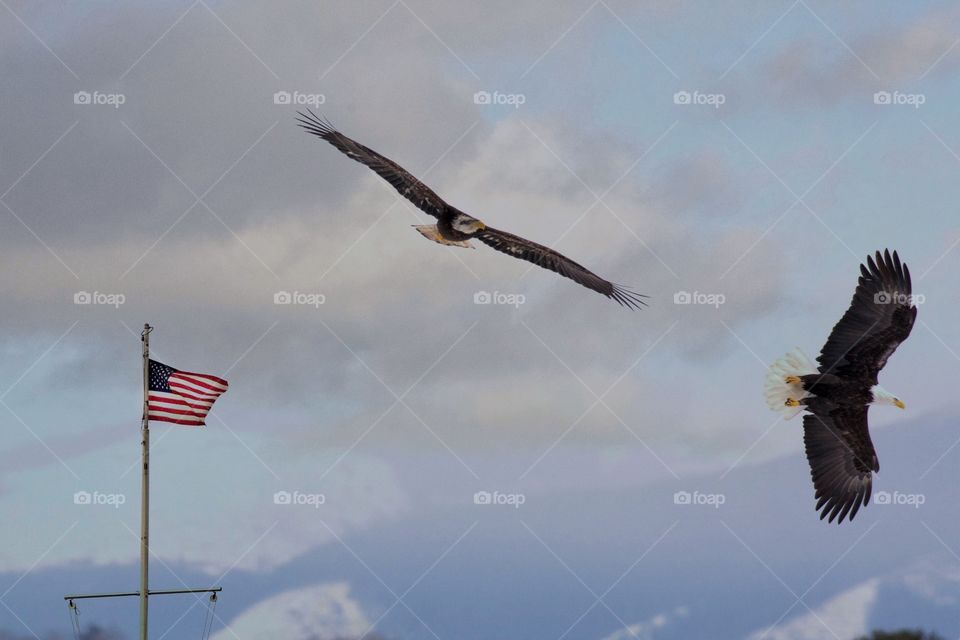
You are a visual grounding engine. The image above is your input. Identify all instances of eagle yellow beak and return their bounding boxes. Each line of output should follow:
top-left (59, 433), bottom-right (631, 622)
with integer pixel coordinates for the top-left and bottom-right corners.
top-left (894, 398), bottom-right (906, 410)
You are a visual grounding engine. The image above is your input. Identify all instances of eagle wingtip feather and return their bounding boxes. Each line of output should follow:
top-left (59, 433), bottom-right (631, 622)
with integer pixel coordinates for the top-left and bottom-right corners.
top-left (611, 285), bottom-right (650, 310)
top-left (295, 109), bottom-right (338, 139)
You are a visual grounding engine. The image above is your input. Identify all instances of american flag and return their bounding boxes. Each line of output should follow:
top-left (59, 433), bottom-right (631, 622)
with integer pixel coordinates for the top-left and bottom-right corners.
top-left (147, 359), bottom-right (228, 426)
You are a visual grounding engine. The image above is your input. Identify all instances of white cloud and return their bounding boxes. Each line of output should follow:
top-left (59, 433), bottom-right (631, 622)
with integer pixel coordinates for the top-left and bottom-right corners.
top-left (748, 579), bottom-right (879, 640)
top-left (600, 605), bottom-right (689, 640)
top-left (210, 582), bottom-right (370, 640)
top-left (900, 558), bottom-right (960, 606)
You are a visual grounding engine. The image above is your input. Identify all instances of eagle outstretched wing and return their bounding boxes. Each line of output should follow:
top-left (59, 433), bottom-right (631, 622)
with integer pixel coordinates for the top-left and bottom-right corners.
top-left (475, 226), bottom-right (648, 309)
top-left (296, 109), bottom-right (449, 219)
top-left (817, 249), bottom-right (917, 384)
top-left (803, 407), bottom-right (877, 523)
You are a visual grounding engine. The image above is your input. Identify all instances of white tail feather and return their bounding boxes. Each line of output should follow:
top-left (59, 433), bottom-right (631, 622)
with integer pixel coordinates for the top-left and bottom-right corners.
top-left (413, 225), bottom-right (474, 249)
top-left (764, 348), bottom-right (817, 420)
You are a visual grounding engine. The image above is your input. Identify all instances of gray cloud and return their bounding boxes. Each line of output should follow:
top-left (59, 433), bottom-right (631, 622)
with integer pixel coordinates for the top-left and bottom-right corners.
top-left (757, 7), bottom-right (960, 106)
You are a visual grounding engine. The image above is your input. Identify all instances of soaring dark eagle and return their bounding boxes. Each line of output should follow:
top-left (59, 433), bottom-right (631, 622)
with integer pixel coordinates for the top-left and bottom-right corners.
top-left (296, 110), bottom-right (646, 309)
top-left (764, 250), bottom-right (917, 524)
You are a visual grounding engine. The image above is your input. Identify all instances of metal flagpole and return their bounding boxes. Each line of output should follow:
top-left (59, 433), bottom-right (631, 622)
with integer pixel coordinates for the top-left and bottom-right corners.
top-left (140, 323), bottom-right (152, 640)
top-left (63, 323), bottom-right (223, 638)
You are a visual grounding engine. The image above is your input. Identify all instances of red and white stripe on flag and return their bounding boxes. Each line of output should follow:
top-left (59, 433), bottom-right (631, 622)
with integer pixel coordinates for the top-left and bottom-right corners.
top-left (148, 370), bottom-right (228, 426)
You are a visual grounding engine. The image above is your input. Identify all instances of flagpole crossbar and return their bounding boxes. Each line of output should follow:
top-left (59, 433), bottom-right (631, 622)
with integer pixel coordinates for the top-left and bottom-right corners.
top-left (64, 587), bottom-right (221, 601)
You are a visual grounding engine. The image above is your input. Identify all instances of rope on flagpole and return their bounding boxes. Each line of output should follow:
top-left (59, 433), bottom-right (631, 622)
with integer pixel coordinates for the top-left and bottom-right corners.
top-left (67, 599), bottom-right (81, 640)
top-left (140, 323), bottom-right (152, 640)
top-left (200, 591), bottom-right (218, 640)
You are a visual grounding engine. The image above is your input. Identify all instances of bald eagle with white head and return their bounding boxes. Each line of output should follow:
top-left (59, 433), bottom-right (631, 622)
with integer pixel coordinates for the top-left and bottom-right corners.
top-left (764, 250), bottom-right (917, 524)
top-left (296, 110), bottom-right (647, 309)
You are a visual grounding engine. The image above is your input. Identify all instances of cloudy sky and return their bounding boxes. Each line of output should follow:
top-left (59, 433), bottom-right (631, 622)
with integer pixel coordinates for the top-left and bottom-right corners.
top-left (2, 1), bottom-right (960, 639)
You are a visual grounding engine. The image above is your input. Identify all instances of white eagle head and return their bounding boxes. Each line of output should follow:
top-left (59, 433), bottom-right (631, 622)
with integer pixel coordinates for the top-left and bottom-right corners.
top-left (870, 385), bottom-right (905, 410)
top-left (451, 214), bottom-right (486, 235)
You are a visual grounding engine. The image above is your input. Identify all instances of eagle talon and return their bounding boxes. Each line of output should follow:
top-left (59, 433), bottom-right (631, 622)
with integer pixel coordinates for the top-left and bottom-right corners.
top-left (784, 398), bottom-right (801, 407)
top-left (785, 375), bottom-right (801, 385)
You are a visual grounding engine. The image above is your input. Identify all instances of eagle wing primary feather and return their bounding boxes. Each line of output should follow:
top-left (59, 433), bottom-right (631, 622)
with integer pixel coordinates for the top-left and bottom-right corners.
top-left (296, 110), bottom-right (449, 219)
top-left (803, 407), bottom-right (877, 524)
top-left (475, 226), bottom-right (648, 309)
top-left (817, 249), bottom-right (917, 384)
